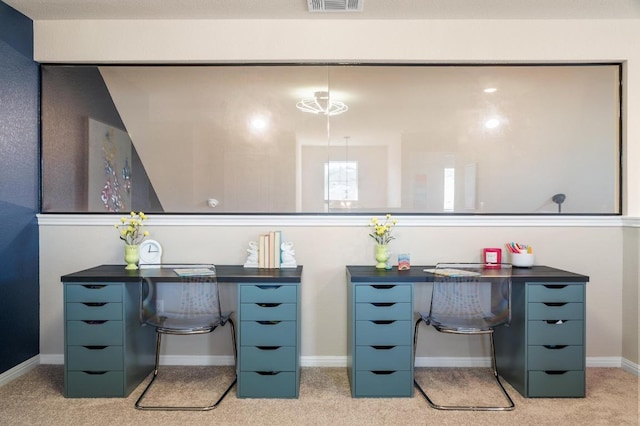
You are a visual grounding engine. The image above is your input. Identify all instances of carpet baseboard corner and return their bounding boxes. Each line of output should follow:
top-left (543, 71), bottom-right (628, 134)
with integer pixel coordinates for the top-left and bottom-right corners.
top-left (621, 357), bottom-right (640, 376)
top-left (0, 355), bottom-right (40, 387)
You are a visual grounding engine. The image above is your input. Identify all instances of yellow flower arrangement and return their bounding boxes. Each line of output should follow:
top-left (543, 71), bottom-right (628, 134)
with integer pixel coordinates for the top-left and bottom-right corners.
top-left (368, 214), bottom-right (397, 245)
top-left (114, 211), bottom-right (149, 245)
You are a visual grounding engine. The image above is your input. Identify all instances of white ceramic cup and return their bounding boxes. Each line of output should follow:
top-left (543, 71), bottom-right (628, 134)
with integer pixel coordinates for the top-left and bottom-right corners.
top-left (511, 252), bottom-right (535, 268)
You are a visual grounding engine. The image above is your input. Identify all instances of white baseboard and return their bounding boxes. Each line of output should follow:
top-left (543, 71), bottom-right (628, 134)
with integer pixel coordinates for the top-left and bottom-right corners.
top-left (304, 356), bottom-right (634, 369)
top-left (159, 355), bottom-right (235, 366)
top-left (32, 355), bottom-right (497, 368)
top-left (300, 356), bottom-right (347, 367)
top-left (0, 356), bottom-right (40, 387)
top-left (621, 357), bottom-right (640, 376)
top-left (9, 354), bottom-right (638, 379)
top-left (586, 356), bottom-right (623, 368)
top-left (414, 357), bottom-right (491, 368)
top-left (38, 354), bottom-right (64, 365)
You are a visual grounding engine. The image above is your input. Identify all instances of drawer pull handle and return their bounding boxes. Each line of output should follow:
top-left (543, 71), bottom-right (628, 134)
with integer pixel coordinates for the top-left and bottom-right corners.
top-left (543, 345), bottom-right (568, 350)
top-left (257, 320), bottom-right (281, 325)
top-left (256, 346), bottom-right (281, 351)
top-left (372, 345), bottom-right (395, 350)
top-left (371, 303), bottom-right (395, 307)
top-left (83, 345), bottom-right (108, 350)
top-left (257, 303), bottom-right (281, 308)
top-left (83, 371), bottom-right (108, 375)
top-left (371, 371), bottom-right (395, 375)
top-left (372, 320), bottom-right (395, 325)
top-left (83, 320), bottom-right (108, 325)
top-left (543, 302), bottom-right (567, 307)
top-left (83, 302), bottom-right (107, 307)
top-left (256, 285), bottom-right (281, 290)
top-left (543, 285), bottom-right (567, 289)
top-left (82, 285), bottom-right (106, 289)
top-left (372, 285), bottom-right (395, 289)
top-left (543, 371), bottom-right (569, 375)
top-left (256, 371), bottom-right (280, 376)
top-left (545, 320), bottom-right (567, 324)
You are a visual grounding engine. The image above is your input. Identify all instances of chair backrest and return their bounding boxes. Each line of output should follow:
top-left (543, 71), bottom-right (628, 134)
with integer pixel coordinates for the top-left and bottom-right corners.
top-left (429, 262), bottom-right (511, 329)
top-left (140, 264), bottom-right (221, 326)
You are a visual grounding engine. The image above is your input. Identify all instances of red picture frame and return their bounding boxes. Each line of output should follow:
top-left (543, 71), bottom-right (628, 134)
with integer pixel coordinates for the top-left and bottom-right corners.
top-left (483, 248), bottom-right (502, 268)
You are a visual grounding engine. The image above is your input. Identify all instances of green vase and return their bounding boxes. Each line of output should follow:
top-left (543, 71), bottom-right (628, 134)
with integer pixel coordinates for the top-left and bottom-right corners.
top-left (124, 244), bottom-right (139, 270)
top-left (375, 244), bottom-right (390, 269)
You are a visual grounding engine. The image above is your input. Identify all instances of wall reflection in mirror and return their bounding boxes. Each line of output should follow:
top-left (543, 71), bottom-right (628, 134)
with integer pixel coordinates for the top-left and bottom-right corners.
top-left (41, 64), bottom-right (621, 214)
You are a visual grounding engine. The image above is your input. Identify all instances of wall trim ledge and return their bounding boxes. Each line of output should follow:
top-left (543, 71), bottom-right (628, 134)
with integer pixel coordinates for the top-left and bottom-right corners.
top-left (622, 216), bottom-right (640, 227)
top-left (37, 213), bottom-right (626, 228)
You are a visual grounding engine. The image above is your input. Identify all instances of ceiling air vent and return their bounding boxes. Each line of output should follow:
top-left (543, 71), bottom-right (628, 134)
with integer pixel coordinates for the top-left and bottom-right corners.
top-left (307, 0), bottom-right (364, 13)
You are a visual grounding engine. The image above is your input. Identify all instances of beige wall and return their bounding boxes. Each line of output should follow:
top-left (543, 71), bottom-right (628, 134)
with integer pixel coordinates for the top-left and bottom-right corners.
top-left (622, 226), bottom-right (640, 365)
top-left (39, 217), bottom-right (626, 363)
top-left (34, 18), bottom-right (639, 367)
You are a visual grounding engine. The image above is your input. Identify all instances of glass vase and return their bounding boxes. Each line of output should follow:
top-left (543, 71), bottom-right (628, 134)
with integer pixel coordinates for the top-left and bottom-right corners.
top-left (124, 244), bottom-right (139, 270)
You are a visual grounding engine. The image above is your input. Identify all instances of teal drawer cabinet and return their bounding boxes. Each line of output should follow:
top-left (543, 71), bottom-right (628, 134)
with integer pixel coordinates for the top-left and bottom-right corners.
top-left (347, 265), bottom-right (588, 400)
top-left (347, 280), bottom-right (414, 397)
top-left (237, 283), bottom-right (301, 398)
top-left (63, 282), bottom-right (155, 398)
top-left (62, 265), bottom-right (303, 399)
top-left (494, 281), bottom-right (586, 398)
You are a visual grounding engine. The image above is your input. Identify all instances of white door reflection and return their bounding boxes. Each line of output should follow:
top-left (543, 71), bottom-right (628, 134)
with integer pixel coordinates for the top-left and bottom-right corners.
top-left (325, 161), bottom-right (359, 210)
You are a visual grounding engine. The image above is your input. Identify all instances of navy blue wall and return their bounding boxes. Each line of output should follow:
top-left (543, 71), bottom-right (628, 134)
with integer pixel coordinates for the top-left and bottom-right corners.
top-left (0, 2), bottom-right (40, 374)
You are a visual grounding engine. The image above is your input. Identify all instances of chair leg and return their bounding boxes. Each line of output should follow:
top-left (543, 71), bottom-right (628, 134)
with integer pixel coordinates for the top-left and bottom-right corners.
top-left (228, 318), bottom-right (238, 369)
top-left (134, 331), bottom-right (162, 409)
top-left (413, 319), bottom-right (442, 409)
top-left (489, 332), bottom-right (515, 411)
top-left (413, 324), bottom-right (515, 411)
top-left (134, 321), bottom-right (238, 411)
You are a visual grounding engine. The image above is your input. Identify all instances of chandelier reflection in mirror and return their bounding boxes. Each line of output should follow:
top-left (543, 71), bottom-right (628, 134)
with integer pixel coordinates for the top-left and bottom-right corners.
top-left (296, 91), bottom-right (348, 116)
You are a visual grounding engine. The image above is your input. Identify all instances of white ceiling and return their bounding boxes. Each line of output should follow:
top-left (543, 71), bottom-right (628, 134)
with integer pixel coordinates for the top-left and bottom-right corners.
top-left (4, 0), bottom-right (640, 21)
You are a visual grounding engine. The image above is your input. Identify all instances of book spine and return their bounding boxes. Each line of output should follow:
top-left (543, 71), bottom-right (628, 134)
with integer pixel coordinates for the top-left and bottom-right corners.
top-left (269, 231), bottom-right (275, 268)
top-left (274, 230), bottom-right (281, 268)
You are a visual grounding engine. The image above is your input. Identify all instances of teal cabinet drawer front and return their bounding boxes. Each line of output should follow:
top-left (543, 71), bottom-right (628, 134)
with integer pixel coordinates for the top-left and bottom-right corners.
top-left (354, 370), bottom-right (413, 397)
top-left (355, 320), bottom-right (412, 346)
top-left (355, 345), bottom-right (412, 371)
top-left (355, 285), bottom-right (411, 303)
top-left (528, 284), bottom-right (584, 303)
top-left (67, 321), bottom-right (123, 346)
top-left (355, 302), bottom-right (412, 321)
top-left (240, 321), bottom-right (296, 346)
top-left (528, 371), bottom-right (585, 397)
top-left (528, 302), bottom-right (584, 320)
top-left (238, 371), bottom-right (297, 398)
top-left (528, 320), bottom-right (583, 345)
top-left (66, 284), bottom-right (122, 303)
top-left (65, 371), bottom-right (124, 398)
top-left (240, 346), bottom-right (296, 371)
top-left (66, 302), bottom-right (122, 320)
top-left (528, 345), bottom-right (584, 371)
top-left (67, 345), bottom-right (123, 371)
top-left (240, 285), bottom-right (297, 303)
top-left (241, 303), bottom-right (296, 321)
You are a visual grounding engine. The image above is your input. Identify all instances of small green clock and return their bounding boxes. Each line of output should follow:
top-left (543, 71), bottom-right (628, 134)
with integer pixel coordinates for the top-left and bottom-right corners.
top-left (139, 239), bottom-right (163, 266)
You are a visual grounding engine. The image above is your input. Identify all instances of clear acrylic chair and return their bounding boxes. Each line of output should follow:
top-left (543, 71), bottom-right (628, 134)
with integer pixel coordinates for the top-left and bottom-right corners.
top-left (414, 262), bottom-right (515, 411)
top-left (135, 264), bottom-right (237, 411)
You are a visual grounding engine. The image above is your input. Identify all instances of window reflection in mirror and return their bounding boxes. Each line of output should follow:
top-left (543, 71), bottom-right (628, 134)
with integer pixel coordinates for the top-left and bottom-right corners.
top-left (41, 64), bottom-right (621, 214)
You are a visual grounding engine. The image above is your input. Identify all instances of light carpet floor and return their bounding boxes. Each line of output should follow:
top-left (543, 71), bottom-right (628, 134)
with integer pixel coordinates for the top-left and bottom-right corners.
top-left (0, 366), bottom-right (638, 426)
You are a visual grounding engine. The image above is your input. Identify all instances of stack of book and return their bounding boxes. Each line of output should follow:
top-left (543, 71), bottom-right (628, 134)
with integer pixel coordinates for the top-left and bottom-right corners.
top-left (258, 231), bottom-right (282, 269)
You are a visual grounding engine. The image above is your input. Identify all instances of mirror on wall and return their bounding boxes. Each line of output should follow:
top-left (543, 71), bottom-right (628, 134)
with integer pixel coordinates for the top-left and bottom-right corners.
top-left (41, 63), bottom-right (621, 214)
